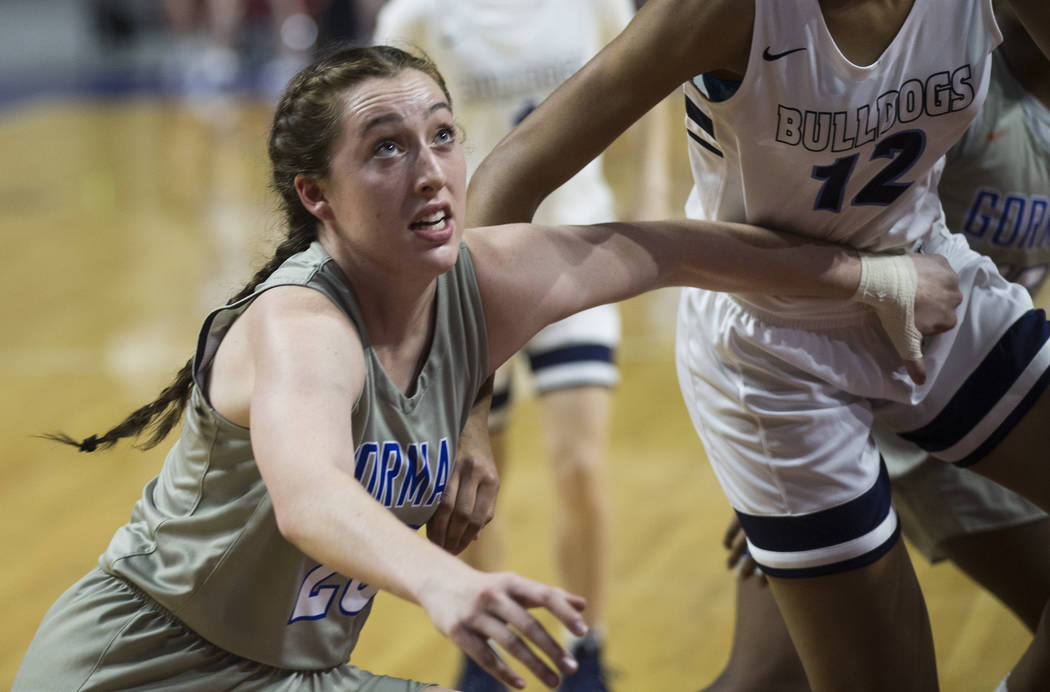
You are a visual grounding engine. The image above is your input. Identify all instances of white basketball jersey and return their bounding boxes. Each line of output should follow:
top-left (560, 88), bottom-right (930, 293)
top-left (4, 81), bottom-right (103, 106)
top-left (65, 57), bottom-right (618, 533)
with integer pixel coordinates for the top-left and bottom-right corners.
top-left (684, 0), bottom-right (1001, 263)
top-left (375, 0), bottom-right (632, 225)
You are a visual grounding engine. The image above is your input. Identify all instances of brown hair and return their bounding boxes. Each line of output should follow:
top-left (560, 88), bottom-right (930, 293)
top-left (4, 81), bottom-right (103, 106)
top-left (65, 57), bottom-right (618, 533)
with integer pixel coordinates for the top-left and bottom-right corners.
top-left (46, 44), bottom-right (452, 453)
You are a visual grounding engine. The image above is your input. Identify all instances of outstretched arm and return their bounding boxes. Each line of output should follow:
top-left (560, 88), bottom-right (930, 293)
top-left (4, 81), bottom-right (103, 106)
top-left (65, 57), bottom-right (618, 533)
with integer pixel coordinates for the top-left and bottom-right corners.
top-left (467, 219), bottom-right (960, 383)
top-left (244, 287), bottom-right (585, 689)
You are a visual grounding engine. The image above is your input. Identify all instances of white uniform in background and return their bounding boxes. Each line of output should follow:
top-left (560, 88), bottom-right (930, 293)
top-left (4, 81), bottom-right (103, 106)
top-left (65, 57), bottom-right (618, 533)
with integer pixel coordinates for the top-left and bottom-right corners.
top-left (375, 0), bottom-right (631, 426)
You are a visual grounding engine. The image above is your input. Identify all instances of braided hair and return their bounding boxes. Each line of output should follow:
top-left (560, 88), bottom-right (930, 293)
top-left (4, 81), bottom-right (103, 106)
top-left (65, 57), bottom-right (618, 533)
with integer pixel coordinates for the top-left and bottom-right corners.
top-left (45, 44), bottom-right (452, 453)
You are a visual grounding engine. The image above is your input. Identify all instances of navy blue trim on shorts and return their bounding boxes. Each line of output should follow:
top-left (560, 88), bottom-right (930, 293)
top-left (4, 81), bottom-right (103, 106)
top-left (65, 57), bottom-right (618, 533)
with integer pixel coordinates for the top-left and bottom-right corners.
top-left (758, 521), bottom-right (901, 579)
top-left (956, 365), bottom-right (1050, 467)
top-left (528, 344), bottom-right (614, 372)
top-left (736, 461), bottom-right (899, 578)
top-left (899, 309), bottom-right (1050, 459)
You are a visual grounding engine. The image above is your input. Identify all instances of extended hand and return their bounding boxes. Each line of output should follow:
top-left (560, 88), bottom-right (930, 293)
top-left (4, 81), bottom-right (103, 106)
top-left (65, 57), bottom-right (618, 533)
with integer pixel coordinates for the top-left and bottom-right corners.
top-left (421, 570), bottom-right (588, 689)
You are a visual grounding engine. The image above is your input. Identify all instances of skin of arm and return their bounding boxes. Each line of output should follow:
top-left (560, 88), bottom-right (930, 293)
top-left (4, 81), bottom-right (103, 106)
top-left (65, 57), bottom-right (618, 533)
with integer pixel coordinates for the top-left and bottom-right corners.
top-left (1007, 0), bottom-right (1050, 61)
top-left (466, 219), bottom-right (960, 373)
top-left (242, 287), bottom-right (586, 689)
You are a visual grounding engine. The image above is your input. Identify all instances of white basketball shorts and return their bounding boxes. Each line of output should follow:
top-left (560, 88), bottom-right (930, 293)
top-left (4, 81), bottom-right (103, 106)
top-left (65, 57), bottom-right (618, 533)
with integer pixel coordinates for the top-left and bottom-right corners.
top-left (675, 223), bottom-right (1050, 577)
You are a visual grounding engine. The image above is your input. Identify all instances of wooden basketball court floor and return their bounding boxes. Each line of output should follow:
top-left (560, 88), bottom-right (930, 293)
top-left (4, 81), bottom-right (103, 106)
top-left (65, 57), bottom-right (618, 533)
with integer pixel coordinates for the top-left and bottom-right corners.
top-left (0, 93), bottom-right (1032, 691)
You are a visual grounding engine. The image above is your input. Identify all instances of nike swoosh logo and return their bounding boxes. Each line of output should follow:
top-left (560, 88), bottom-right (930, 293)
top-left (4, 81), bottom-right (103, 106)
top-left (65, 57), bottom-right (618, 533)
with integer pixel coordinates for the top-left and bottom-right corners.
top-left (987, 129), bottom-right (1009, 141)
top-left (763, 46), bottom-right (807, 61)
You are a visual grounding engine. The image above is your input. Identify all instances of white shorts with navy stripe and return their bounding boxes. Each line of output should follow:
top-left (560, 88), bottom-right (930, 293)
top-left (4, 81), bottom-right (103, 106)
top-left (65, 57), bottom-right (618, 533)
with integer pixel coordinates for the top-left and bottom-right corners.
top-left (675, 223), bottom-right (1050, 578)
top-left (490, 303), bottom-right (620, 432)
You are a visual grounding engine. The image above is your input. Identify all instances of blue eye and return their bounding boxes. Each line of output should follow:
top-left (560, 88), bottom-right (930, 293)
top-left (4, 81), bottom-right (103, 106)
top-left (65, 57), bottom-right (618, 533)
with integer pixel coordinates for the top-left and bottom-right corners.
top-left (374, 140), bottom-right (401, 158)
top-left (435, 126), bottom-right (456, 145)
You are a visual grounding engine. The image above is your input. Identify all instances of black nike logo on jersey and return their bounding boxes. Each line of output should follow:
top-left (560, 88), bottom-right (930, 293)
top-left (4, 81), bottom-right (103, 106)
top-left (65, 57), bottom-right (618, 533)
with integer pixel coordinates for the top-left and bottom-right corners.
top-left (763, 46), bottom-right (807, 61)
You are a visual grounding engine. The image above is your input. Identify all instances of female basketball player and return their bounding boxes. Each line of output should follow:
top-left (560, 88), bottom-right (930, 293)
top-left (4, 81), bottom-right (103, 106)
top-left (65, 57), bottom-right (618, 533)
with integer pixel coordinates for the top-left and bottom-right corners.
top-left (702, 9), bottom-right (1050, 690)
top-left (465, 0), bottom-right (1050, 689)
top-left (14, 44), bottom-right (956, 691)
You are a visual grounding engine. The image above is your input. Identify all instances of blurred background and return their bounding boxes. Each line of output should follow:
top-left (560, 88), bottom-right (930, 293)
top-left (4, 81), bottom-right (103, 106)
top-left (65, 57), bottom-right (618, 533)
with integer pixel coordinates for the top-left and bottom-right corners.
top-left (0, 1), bottom-right (1032, 690)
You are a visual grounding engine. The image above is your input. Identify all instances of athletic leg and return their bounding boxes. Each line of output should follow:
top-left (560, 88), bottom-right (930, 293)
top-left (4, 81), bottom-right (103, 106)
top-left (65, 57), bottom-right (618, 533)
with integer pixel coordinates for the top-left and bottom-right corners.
top-left (525, 305), bottom-right (619, 691)
top-left (540, 385), bottom-right (613, 631)
top-left (941, 518), bottom-right (1050, 632)
top-left (769, 540), bottom-right (937, 692)
top-left (698, 567), bottom-right (810, 692)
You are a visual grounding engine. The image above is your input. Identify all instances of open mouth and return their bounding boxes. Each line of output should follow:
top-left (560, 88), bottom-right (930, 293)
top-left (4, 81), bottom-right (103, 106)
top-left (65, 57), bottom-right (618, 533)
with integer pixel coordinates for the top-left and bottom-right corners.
top-left (410, 211), bottom-right (448, 231)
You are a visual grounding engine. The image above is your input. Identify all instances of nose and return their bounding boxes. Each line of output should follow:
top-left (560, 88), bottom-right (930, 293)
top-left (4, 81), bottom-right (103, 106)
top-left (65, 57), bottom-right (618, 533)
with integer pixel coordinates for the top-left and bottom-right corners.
top-left (414, 146), bottom-right (447, 196)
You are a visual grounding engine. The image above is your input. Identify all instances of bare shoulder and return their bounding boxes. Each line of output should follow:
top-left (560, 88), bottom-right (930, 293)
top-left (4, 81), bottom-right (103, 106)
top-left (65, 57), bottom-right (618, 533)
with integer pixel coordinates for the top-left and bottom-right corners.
top-left (207, 286), bottom-right (365, 426)
top-left (244, 286), bottom-right (366, 374)
top-left (248, 284), bottom-right (355, 327)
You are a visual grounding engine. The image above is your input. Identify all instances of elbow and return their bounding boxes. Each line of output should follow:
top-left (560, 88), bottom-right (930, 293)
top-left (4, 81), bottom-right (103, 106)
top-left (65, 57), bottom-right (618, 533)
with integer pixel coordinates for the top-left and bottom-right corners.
top-left (270, 493), bottom-right (315, 548)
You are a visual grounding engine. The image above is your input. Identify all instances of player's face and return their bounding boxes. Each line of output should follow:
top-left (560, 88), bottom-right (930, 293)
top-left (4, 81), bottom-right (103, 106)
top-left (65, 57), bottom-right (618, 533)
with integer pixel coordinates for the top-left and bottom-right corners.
top-left (320, 69), bottom-right (466, 276)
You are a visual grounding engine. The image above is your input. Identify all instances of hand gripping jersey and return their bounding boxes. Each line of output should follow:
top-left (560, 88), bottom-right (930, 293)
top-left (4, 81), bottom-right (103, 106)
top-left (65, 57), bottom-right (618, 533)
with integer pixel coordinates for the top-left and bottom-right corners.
top-left (98, 242), bottom-right (489, 670)
top-left (374, 0), bottom-right (631, 226)
top-left (684, 0), bottom-right (1000, 319)
top-left (941, 51), bottom-right (1050, 295)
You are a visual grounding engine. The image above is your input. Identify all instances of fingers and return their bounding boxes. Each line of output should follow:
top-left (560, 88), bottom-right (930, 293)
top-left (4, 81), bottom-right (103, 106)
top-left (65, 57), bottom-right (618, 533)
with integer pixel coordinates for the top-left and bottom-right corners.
top-left (506, 577), bottom-right (587, 638)
top-left (462, 473), bottom-right (498, 552)
top-left (480, 611), bottom-right (567, 688)
top-left (429, 443), bottom-right (500, 553)
top-left (452, 631), bottom-right (528, 690)
top-left (425, 481), bottom-right (456, 550)
top-left (905, 358), bottom-right (927, 385)
top-left (443, 470), bottom-right (479, 553)
top-left (427, 458), bottom-right (497, 553)
top-left (722, 514), bottom-right (742, 549)
top-left (726, 527), bottom-right (748, 570)
top-left (452, 579), bottom-right (586, 690)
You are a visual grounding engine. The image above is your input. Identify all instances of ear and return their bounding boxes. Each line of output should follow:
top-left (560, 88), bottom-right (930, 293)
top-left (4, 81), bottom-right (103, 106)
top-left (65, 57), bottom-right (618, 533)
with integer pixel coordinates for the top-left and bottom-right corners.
top-left (294, 174), bottom-right (334, 223)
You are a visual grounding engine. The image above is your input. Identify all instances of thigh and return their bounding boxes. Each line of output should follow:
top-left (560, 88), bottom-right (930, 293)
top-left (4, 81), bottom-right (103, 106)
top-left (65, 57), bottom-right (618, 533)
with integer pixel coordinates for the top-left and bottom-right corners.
top-left (768, 540), bottom-right (937, 692)
top-left (891, 454), bottom-right (1047, 562)
top-left (969, 383), bottom-right (1050, 512)
top-left (942, 517), bottom-right (1050, 632)
top-left (538, 386), bottom-right (613, 466)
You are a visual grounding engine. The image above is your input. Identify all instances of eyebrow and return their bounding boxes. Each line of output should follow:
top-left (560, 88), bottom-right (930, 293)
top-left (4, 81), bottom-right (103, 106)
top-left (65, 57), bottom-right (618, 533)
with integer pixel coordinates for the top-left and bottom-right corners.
top-left (362, 102), bottom-right (453, 133)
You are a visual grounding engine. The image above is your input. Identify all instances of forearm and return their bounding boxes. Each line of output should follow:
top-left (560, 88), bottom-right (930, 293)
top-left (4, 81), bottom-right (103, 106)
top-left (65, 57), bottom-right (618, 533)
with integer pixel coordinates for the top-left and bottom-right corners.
top-left (278, 472), bottom-right (471, 606)
top-left (581, 218), bottom-right (862, 300)
top-left (667, 219), bottom-right (861, 298)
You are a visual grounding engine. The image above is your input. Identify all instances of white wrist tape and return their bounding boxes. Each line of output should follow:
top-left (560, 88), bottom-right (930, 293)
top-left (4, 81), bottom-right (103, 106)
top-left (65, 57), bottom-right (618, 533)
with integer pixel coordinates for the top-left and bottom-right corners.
top-left (852, 254), bottom-right (922, 361)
